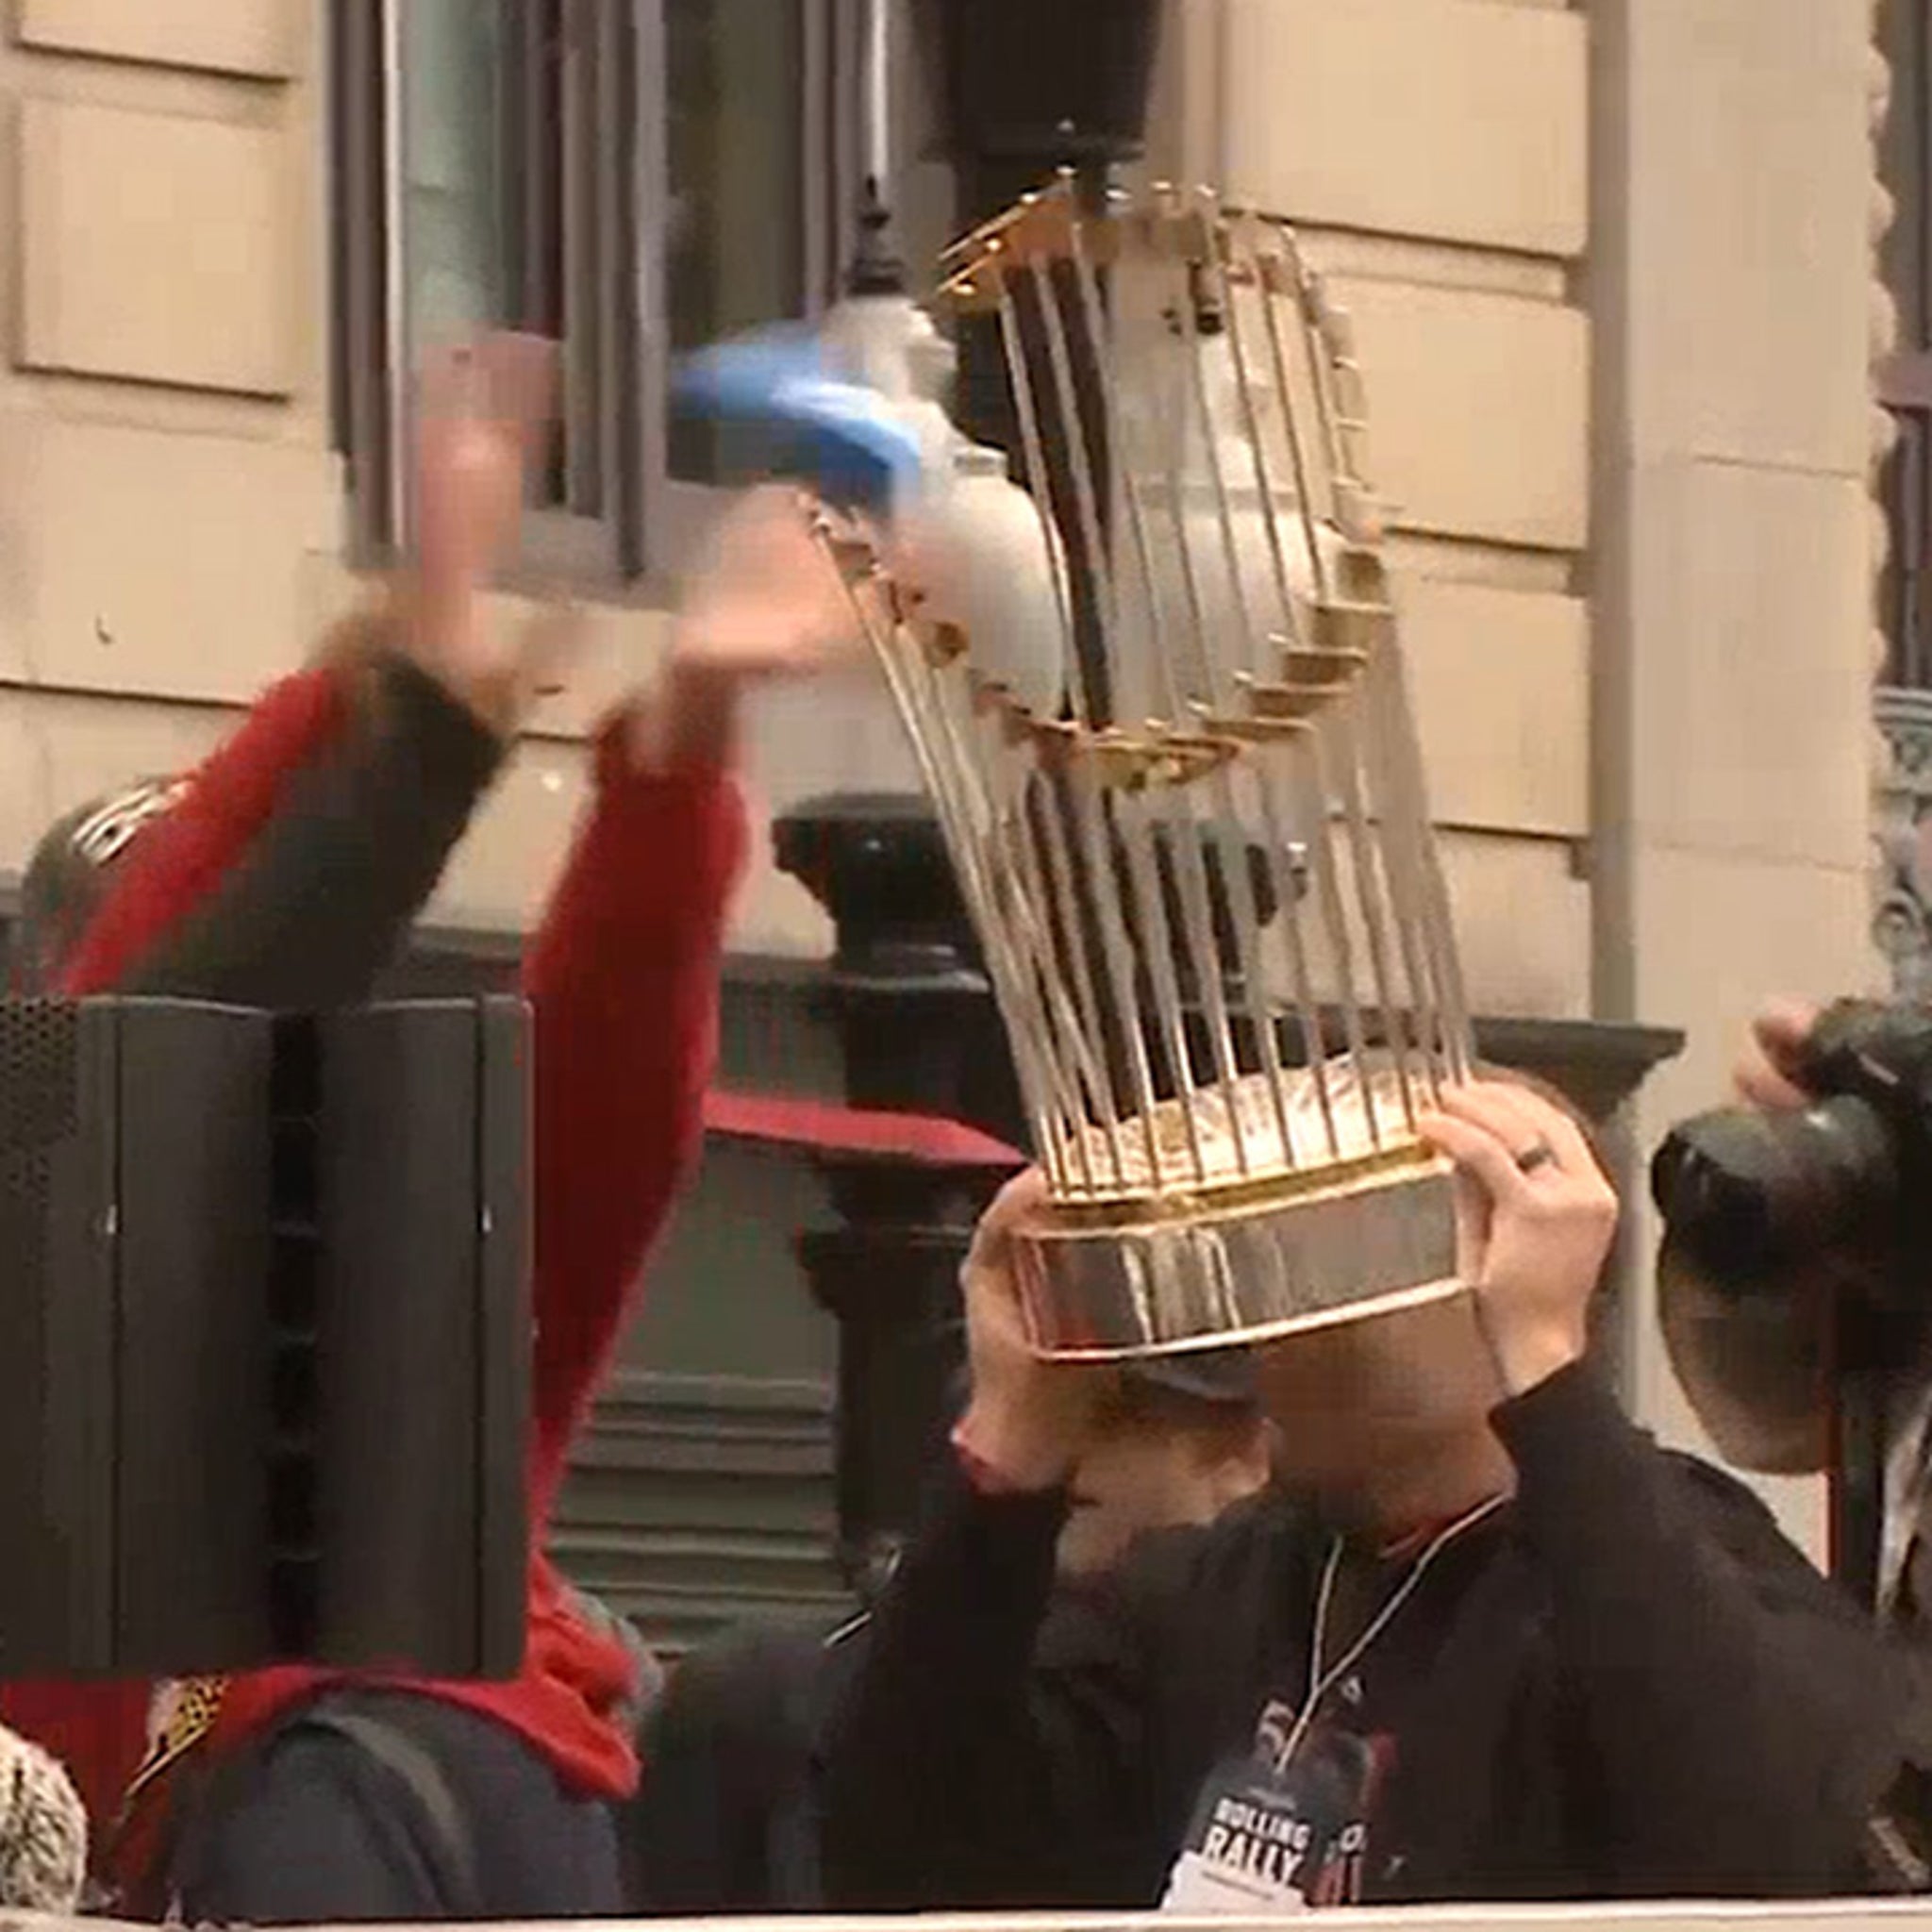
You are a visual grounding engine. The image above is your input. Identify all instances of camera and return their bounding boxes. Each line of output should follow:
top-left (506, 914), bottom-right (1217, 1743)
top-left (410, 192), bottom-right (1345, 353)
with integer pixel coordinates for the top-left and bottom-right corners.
top-left (1650, 998), bottom-right (1932, 1300)
top-left (1650, 999), bottom-right (1932, 1617)
top-left (1654, 1001), bottom-right (1932, 1884)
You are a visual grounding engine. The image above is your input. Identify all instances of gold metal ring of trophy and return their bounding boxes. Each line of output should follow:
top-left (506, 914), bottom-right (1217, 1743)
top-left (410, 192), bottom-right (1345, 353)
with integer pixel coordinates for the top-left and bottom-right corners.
top-left (1514, 1139), bottom-right (1559, 1177)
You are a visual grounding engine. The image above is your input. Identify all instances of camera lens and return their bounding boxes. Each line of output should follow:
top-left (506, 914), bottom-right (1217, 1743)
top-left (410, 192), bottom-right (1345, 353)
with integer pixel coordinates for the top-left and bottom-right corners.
top-left (1650, 1093), bottom-right (1898, 1289)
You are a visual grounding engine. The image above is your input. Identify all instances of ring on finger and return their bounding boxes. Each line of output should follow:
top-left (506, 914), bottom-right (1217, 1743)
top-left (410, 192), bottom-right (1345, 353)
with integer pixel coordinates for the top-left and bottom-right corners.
top-left (1514, 1138), bottom-right (1559, 1175)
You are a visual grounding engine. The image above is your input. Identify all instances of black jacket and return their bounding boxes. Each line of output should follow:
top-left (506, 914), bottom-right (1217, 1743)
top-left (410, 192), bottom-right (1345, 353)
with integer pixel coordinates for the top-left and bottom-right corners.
top-left (820, 1364), bottom-right (1914, 1907)
top-left (117, 652), bottom-right (505, 1008)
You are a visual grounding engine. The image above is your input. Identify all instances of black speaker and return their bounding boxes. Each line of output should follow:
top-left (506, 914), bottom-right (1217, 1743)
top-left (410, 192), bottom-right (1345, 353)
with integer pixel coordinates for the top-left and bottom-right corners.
top-left (0, 995), bottom-right (529, 1680)
top-left (303, 998), bottom-right (530, 1677)
top-left (0, 997), bottom-right (275, 1678)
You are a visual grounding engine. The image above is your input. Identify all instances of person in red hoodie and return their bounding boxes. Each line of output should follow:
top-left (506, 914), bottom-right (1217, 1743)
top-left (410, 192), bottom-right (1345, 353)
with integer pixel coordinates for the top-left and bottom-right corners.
top-left (1, 333), bottom-right (858, 1920)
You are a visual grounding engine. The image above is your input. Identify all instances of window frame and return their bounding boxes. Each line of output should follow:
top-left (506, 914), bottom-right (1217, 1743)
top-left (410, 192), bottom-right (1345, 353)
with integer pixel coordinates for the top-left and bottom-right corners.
top-left (1878, 0), bottom-right (1932, 688)
top-left (327, 0), bottom-right (865, 601)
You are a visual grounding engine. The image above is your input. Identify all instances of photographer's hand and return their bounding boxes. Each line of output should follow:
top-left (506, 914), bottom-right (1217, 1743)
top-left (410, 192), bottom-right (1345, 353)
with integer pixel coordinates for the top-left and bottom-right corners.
top-left (1418, 1082), bottom-right (1619, 1397)
top-left (1734, 997), bottom-right (1821, 1111)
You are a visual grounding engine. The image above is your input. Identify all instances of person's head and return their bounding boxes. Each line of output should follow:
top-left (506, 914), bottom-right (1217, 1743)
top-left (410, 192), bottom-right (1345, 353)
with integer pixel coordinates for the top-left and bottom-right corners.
top-left (1249, 1067), bottom-right (1616, 1528)
top-left (9, 777), bottom-right (187, 993)
top-left (1657, 1250), bottom-right (1835, 1475)
top-left (1058, 1362), bottom-right (1271, 1576)
top-left (1657, 995), bottom-right (1841, 1477)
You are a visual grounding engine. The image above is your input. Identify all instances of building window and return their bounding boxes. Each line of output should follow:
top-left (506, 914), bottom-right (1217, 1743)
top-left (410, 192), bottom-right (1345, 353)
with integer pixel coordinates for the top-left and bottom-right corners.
top-left (329, 0), bottom-right (856, 585)
top-left (1879, 0), bottom-right (1932, 688)
top-left (1874, 3), bottom-right (1932, 999)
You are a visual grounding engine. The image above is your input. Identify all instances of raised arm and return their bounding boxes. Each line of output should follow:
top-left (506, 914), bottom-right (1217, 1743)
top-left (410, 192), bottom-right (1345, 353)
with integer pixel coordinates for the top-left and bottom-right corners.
top-left (818, 1170), bottom-right (1172, 1911)
top-left (520, 486), bottom-right (858, 1519)
top-left (1421, 1082), bottom-right (1911, 1895)
top-left (57, 336), bottom-right (559, 1007)
top-left (61, 641), bottom-right (504, 1007)
top-left (0, 337), bottom-right (558, 1860)
top-left (51, 663), bottom-right (349, 997)
top-left (518, 693), bottom-right (742, 1508)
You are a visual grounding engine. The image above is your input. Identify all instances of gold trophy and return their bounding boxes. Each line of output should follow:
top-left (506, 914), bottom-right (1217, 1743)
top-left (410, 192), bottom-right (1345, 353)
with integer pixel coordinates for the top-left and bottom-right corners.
top-left (816, 175), bottom-right (1472, 1362)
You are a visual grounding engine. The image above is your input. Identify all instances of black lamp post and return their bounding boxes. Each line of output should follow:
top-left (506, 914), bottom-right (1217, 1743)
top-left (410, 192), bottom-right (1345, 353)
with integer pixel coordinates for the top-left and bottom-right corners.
top-left (776, 0), bottom-right (1168, 1587)
top-left (917, 0), bottom-right (1165, 469)
top-left (774, 794), bottom-right (1020, 1597)
top-left (774, 0), bottom-right (1162, 1595)
top-left (776, 0), bottom-right (1213, 1599)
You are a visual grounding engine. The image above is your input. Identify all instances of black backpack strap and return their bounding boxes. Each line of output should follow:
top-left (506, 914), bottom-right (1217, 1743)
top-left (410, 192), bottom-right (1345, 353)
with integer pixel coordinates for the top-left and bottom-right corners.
top-left (290, 1700), bottom-right (484, 1915)
top-left (158, 1692), bottom-right (486, 1923)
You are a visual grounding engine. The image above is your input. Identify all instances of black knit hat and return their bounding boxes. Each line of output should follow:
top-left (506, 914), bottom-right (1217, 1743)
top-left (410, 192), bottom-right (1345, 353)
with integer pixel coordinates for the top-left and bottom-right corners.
top-left (11, 775), bottom-right (188, 992)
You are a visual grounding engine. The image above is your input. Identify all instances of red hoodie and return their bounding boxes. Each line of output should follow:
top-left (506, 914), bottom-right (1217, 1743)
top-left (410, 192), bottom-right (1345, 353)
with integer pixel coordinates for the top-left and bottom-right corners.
top-left (0, 669), bottom-right (348, 1839)
top-left (0, 659), bottom-right (747, 1890)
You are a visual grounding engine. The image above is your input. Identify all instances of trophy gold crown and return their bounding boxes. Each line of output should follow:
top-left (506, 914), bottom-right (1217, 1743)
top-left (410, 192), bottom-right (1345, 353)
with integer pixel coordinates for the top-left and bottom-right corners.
top-left (818, 175), bottom-right (1473, 1362)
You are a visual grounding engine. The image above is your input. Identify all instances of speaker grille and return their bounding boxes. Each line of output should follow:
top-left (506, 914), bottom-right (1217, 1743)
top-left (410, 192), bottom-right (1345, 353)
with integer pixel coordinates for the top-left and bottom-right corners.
top-left (267, 1014), bottom-right (322, 1656)
top-left (1, 1005), bottom-right (83, 1402)
top-left (0, 999), bottom-right (92, 1672)
top-left (0, 999), bottom-right (79, 1148)
top-left (0, 1001), bottom-right (81, 1403)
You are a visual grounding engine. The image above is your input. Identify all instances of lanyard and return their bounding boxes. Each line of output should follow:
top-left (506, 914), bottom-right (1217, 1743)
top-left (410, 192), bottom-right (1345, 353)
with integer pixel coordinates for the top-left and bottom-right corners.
top-left (1266, 1491), bottom-right (1510, 1774)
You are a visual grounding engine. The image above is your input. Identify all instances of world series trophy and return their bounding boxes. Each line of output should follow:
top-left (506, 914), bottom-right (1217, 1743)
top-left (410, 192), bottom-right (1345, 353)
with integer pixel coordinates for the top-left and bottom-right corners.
top-left (814, 175), bottom-right (1474, 1360)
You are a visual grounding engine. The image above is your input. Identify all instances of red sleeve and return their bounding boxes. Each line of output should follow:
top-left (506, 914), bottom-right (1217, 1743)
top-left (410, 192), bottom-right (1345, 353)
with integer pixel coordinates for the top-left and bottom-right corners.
top-left (57, 668), bottom-right (350, 998)
top-left (0, 1678), bottom-right (151, 1848)
top-left (0, 667), bottom-right (349, 1849)
top-left (522, 717), bottom-right (749, 1523)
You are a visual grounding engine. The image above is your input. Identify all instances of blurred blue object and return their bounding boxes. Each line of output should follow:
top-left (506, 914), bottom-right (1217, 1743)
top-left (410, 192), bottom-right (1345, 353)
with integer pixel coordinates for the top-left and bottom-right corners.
top-left (672, 328), bottom-right (925, 518)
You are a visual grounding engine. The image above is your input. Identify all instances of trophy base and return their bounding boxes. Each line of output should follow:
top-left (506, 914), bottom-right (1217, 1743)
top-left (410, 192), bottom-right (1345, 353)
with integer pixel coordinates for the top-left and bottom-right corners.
top-left (1012, 1152), bottom-right (1461, 1360)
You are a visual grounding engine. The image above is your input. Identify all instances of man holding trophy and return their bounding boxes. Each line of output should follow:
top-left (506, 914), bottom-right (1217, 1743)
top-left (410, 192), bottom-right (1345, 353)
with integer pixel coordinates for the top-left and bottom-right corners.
top-left (685, 176), bottom-right (1924, 1907)
top-left (821, 1081), bottom-right (1903, 1907)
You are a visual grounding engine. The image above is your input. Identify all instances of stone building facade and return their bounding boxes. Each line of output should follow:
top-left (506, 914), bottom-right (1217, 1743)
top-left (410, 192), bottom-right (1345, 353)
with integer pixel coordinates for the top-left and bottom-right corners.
top-left (0, 0), bottom-right (1889, 1573)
